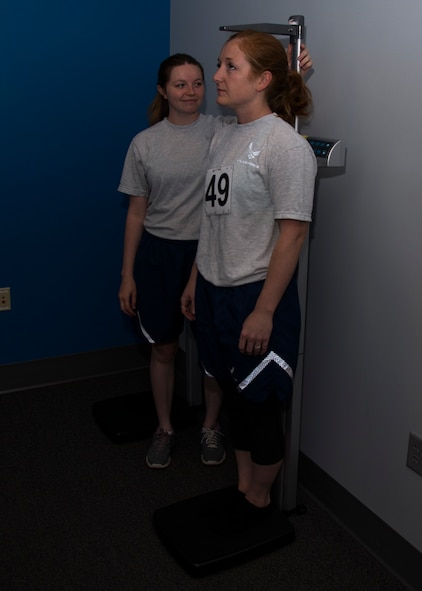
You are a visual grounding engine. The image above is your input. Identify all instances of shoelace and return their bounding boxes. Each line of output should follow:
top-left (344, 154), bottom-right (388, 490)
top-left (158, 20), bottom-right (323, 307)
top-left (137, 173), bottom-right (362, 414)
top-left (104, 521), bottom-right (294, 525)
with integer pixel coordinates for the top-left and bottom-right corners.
top-left (152, 430), bottom-right (170, 450)
top-left (201, 428), bottom-right (223, 448)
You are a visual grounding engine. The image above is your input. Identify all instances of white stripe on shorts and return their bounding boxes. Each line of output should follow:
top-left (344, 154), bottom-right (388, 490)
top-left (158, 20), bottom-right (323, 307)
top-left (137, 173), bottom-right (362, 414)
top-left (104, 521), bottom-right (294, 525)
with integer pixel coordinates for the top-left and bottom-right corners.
top-left (238, 350), bottom-right (293, 391)
top-left (137, 311), bottom-right (155, 344)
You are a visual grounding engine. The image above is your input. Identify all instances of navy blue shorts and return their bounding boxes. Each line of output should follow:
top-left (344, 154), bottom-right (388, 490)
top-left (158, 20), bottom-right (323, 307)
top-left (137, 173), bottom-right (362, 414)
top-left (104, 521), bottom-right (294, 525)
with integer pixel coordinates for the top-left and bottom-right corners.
top-left (134, 230), bottom-right (197, 344)
top-left (195, 273), bottom-right (301, 404)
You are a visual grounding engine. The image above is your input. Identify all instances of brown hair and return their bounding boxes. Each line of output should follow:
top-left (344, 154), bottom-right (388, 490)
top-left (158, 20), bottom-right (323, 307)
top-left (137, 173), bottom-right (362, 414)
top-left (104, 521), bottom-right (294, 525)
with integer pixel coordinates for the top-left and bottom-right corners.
top-left (228, 31), bottom-right (312, 126)
top-left (148, 53), bottom-right (205, 126)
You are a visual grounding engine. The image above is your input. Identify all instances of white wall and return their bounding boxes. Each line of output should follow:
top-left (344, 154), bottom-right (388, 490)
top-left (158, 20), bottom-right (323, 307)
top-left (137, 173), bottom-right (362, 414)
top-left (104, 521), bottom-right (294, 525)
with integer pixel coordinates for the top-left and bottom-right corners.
top-left (171, 0), bottom-right (422, 552)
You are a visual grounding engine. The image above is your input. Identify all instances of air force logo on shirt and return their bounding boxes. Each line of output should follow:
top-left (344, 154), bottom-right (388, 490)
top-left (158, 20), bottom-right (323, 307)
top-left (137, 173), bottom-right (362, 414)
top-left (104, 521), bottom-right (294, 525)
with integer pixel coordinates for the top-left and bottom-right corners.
top-left (237, 142), bottom-right (261, 168)
top-left (248, 142), bottom-right (261, 160)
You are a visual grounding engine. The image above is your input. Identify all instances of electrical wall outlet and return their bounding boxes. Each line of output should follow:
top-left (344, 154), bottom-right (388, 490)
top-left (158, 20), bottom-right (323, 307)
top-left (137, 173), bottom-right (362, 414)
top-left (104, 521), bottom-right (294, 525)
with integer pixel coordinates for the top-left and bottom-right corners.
top-left (0, 287), bottom-right (11, 311)
top-left (407, 432), bottom-right (422, 476)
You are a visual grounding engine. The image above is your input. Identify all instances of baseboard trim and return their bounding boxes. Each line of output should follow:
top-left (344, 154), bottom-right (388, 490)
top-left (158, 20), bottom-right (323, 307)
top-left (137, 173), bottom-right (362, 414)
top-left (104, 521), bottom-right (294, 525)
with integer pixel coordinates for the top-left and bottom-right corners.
top-left (0, 345), bottom-right (151, 394)
top-left (298, 452), bottom-right (420, 591)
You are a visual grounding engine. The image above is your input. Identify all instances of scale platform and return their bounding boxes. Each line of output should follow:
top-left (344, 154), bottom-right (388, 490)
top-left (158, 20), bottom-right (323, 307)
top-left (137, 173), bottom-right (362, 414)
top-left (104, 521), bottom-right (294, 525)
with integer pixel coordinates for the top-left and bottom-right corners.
top-left (92, 390), bottom-right (197, 443)
top-left (153, 486), bottom-right (295, 576)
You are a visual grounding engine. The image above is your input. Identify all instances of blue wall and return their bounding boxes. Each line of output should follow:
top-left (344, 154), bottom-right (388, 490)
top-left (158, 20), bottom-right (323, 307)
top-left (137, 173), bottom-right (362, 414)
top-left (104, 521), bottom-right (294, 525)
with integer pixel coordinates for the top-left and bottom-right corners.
top-left (1, 0), bottom-right (170, 365)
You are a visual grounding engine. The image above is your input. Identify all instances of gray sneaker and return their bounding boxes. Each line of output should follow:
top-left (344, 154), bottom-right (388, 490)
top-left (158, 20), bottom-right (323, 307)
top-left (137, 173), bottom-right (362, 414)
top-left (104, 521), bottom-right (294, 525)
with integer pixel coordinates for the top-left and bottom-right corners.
top-left (201, 426), bottom-right (226, 465)
top-left (146, 428), bottom-right (174, 469)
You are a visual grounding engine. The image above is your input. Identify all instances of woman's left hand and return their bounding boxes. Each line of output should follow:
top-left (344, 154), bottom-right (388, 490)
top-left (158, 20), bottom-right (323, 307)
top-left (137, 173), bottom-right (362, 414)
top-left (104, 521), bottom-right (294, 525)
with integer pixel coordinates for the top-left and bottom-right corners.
top-left (287, 43), bottom-right (313, 75)
top-left (297, 44), bottom-right (313, 72)
top-left (180, 271), bottom-right (197, 321)
top-left (238, 309), bottom-right (272, 356)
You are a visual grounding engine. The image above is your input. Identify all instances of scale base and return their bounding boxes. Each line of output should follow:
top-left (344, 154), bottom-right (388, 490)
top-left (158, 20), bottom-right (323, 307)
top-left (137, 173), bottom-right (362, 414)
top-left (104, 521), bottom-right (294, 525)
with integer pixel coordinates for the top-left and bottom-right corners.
top-left (153, 486), bottom-right (295, 576)
top-left (92, 391), bottom-right (197, 443)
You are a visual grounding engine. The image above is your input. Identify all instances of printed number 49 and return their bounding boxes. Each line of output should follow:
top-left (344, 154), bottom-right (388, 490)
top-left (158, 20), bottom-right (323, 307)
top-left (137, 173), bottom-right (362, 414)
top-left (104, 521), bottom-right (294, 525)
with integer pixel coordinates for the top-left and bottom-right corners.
top-left (205, 172), bottom-right (229, 207)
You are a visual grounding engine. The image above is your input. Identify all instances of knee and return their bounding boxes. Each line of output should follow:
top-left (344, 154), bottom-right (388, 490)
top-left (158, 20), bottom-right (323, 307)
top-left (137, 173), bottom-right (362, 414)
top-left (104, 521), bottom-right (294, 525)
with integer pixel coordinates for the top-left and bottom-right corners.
top-left (151, 343), bottom-right (178, 365)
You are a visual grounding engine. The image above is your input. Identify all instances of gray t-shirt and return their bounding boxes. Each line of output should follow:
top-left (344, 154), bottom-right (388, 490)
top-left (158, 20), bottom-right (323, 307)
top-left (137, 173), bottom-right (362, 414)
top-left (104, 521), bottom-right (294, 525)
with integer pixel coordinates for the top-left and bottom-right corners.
top-left (117, 114), bottom-right (234, 240)
top-left (196, 114), bottom-right (317, 286)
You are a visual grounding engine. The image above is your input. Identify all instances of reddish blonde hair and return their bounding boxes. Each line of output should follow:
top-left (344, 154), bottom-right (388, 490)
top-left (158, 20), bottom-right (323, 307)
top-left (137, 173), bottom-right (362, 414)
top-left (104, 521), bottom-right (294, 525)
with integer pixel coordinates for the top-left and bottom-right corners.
top-left (228, 30), bottom-right (312, 126)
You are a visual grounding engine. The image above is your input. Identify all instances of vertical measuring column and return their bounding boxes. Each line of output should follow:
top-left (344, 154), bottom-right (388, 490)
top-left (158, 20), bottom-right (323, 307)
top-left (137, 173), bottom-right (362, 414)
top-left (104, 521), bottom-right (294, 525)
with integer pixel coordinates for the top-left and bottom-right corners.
top-left (282, 233), bottom-right (310, 510)
top-left (281, 13), bottom-right (307, 511)
top-left (288, 15), bottom-right (305, 132)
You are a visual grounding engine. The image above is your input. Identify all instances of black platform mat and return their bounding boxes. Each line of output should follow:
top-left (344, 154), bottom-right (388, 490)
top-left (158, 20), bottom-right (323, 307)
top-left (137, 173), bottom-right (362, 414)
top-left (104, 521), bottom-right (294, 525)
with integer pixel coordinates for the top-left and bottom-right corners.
top-left (92, 390), bottom-right (197, 443)
top-left (153, 486), bottom-right (295, 576)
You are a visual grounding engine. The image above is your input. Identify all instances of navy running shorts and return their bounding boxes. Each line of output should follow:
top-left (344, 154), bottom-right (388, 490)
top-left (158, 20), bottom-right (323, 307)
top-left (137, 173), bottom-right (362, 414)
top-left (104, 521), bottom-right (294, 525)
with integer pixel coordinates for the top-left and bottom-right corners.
top-left (134, 230), bottom-right (197, 344)
top-left (195, 272), bottom-right (301, 404)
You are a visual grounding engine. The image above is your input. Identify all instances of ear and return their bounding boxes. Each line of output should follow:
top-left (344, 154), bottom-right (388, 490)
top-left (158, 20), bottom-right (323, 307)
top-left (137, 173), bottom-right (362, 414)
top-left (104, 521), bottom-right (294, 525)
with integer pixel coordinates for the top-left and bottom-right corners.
top-left (157, 85), bottom-right (167, 99)
top-left (257, 71), bottom-right (272, 92)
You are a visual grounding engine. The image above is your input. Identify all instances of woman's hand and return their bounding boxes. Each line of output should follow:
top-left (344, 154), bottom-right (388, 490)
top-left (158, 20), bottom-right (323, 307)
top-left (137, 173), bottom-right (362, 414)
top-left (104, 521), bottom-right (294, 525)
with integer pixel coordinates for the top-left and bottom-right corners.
top-left (238, 309), bottom-right (273, 356)
top-left (297, 44), bottom-right (313, 72)
top-left (181, 263), bottom-right (198, 321)
top-left (180, 284), bottom-right (195, 321)
top-left (118, 275), bottom-right (137, 317)
top-left (287, 43), bottom-right (313, 75)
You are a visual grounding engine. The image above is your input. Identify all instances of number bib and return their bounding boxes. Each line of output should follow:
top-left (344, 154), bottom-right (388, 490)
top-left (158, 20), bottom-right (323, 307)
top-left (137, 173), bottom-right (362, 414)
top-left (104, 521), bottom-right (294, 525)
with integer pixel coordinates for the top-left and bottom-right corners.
top-left (204, 166), bottom-right (233, 215)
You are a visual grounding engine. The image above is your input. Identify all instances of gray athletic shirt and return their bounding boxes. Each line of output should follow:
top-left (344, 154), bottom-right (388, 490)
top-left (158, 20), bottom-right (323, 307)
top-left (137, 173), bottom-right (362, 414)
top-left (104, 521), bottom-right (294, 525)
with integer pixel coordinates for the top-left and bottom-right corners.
top-left (196, 114), bottom-right (317, 286)
top-left (117, 114), bottom-right (234, 240)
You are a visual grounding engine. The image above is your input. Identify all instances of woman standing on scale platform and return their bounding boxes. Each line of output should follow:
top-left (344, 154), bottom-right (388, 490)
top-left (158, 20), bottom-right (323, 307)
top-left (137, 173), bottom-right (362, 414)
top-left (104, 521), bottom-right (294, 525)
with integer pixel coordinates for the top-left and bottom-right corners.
top-left (182, 31), bottom-right (317, 533)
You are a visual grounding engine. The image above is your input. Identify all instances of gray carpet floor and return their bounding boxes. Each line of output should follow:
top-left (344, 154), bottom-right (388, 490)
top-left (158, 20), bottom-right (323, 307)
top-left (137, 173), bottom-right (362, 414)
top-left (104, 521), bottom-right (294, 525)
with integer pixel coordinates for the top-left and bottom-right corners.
top-left (0, 373), bottom-right (410, 591)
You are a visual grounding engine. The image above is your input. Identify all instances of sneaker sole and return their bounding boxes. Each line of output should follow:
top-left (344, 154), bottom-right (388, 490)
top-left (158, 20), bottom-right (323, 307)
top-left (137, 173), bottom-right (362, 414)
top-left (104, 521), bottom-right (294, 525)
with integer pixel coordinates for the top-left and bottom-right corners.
top-left (201, 451), bottom-right (226, 466)
top-left (146, 457), bottom-right (171, 469)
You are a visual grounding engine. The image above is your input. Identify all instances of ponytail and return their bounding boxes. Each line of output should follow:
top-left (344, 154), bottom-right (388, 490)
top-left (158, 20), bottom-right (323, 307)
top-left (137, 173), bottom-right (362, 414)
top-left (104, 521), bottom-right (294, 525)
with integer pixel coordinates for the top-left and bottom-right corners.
top-left (272, 70), bottom-right (312, 126)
